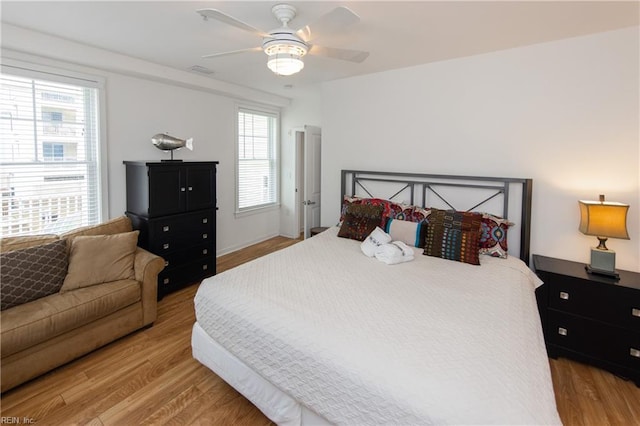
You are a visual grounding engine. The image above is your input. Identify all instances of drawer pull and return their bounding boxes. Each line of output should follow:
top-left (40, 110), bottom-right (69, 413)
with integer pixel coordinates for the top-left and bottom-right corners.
top-left (202, 218), bottom-right (208, 224)
top-left (558, 327), bottom-right (568, 336)
top-left (163, 243), bottom-right (170, 250)
top-left (559, 291), bottom-right (569, 300)
top-left (163, 278), bottom-right (170, 284)
top-left (163, 225), bottom-right (169, 232)
top-left (631, 348), bottom-right (640, 358)
top-left (202, 233), bottom-right (208, 239)
top-left (632, 308), bottom-right (640, 317)
top-left (164, 261), bottom-right (169, 267)
top-left (203, 249), bottom-right (208, 255)
top-left (202, 264), bottom-right (208, 270)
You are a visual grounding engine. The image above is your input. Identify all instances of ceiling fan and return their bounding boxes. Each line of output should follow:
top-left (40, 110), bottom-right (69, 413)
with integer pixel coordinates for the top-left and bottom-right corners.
top-left (197, 3), bottom-right (369, 76)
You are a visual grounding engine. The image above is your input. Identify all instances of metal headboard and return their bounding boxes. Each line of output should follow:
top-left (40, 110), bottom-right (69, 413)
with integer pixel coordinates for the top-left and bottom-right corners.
top-left (340, 170), bottom-right (533, 264)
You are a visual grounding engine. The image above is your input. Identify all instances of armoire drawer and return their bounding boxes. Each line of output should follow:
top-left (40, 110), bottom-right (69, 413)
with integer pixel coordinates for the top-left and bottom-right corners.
top-left (159, 242), bottom-right (214, 269)
top-left (158, 257), bottom-right (215, 289)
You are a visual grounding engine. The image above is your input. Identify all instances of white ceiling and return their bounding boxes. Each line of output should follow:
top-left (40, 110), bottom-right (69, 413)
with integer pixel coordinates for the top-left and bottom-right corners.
top-left (1, 1), bottom-right (638, 98)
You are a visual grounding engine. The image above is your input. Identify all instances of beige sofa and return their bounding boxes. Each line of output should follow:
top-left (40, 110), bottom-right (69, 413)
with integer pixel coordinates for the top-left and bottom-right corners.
top-left (0, 216), bottom-right (165, 392)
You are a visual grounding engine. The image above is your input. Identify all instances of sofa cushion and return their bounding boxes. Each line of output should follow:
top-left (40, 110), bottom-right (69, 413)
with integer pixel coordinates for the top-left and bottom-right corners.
top-left (61, 231), bottom-right (139, 293)
top-left (0, 234), bottom-right (59, 254)
top-left (0, 279), bottom-right (140, 357)
top-left (0, 240), bottom-right (69, 311)
top-left (60, 216), bottom-right (132, 242)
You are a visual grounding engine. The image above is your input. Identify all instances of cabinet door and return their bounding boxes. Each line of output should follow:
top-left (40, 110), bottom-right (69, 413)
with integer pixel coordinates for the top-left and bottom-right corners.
top-left (186, 165), bottom-right (215, 211)
top-left (148, 166), bottom-right (185, 216)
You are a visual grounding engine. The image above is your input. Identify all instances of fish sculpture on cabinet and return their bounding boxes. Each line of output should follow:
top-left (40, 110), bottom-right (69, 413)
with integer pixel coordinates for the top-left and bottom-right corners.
top-left (151, 133), bottom-right (194, 161)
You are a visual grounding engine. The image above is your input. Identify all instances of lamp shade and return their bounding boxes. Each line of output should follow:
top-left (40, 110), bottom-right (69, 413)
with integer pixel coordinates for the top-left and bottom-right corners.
top-left (578, 198), bottom-right (629, 239)
top-left (267, 54), bottom-right (304, 76)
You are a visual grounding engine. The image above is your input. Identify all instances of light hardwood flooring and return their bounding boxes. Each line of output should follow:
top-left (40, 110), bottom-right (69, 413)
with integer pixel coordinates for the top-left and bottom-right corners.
top-left (1, 235), bottom-right (639, 425)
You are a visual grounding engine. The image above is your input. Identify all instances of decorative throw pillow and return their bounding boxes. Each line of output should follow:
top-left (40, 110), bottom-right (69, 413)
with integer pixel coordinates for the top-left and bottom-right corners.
top-left (423, 209), bottom-right (482, 265)
top-left (0, 239), bottom-right (69, 311)
top-left (384, 218), bottom-right (428, 248)
top-left (423, 224), bottom-right (481, 265)
top-left (479, 213), bottom-right (514, 258)
top-left (341, 196), bottom-right (412, 227)
top-left (60, 231), bottom-right (139, 293)
top-left (338, 204), bottom-right (384, 241)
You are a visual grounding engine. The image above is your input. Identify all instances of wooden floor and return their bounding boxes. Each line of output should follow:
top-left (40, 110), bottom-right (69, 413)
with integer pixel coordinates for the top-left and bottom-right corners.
top-left (2, 235), bottom-right (639, 425)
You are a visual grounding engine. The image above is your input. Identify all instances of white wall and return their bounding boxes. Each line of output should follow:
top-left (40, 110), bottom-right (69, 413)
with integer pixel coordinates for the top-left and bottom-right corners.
top-left (1, 25), bottom-right (305, 256)
top-left (322, 27), bottom-right (639, 272)
top-left (280, 87), bottom-right (323, 238)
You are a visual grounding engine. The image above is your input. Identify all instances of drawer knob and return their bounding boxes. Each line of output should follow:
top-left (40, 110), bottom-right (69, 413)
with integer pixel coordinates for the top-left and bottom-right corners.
top-left (630, 348), bottom-right (640, 358)
top-left (188, 186), bottom-right (193, 191)
top-left (202, 218), bottom-right (208, 224)
top-left (163, 243), bottom-right (170, 250)
top-left (632, 308), bottom-right (640, 318)
top-left (202, 264), bottom-right (208, 270)
top-left (181, 187), bottom-right (186, 192)
top-left (163, 278), bottom-right (170, 284)
top-left (203, 249), bottom-right (208, 255)
top-left (559, 292), bottom-right (569, 300)
top-left (163, 225), bottom-right (169, 232)
top-left (202, 233), bottom-right (208, 239)
top-left (558, 327), bottom-right (568, 336)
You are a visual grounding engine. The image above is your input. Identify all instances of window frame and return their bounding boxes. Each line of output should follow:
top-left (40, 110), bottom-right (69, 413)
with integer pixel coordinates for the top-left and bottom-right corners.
top-left (0, 57), bottom-right (108, 235)
top-left (235, 103), bottom-right (280, 216)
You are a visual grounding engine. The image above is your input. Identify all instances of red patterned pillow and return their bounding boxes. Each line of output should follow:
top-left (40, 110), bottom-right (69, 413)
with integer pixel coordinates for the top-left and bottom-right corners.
top-left (341, 196), bottom-right (412, 227)
top-left (479, 214), bottom-right (514, 258)
top-left (422, 208), bottom-right (482, 265)
top-left (338, 204), bottom-right (384, 241)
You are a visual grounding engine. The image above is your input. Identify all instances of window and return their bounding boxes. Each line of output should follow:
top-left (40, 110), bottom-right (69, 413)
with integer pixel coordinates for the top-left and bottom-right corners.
top-left (236, 107), bottom-right (278, 212)
top-left (0, 66), bottom-right (103, 236)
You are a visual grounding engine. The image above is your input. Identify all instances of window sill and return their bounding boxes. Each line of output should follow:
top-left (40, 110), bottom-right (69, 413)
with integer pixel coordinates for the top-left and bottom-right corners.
top-left (234, 203), bottom-right (280, 219)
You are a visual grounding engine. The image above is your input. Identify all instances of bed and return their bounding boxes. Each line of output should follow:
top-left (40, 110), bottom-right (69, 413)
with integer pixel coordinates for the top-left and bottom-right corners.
top-left (192, 170), bottom-right (561, 425)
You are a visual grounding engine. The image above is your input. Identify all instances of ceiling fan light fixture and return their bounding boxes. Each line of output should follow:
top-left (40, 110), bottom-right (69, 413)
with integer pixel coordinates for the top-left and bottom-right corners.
top-left (267, 53), bottom-right (304, 76)
top-left (264, 40), bottom-right (307, 76)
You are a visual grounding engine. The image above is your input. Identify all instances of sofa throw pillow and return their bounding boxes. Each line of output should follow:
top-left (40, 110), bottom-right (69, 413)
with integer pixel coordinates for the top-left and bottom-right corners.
top-left (60, 230), bottom-right (139, 293)
top-left (338, 204), bottom-right (384, 241)
top-left (423, 209), bottom-right (482, 265)
top-left (0, 239), bottom-right (69, 311)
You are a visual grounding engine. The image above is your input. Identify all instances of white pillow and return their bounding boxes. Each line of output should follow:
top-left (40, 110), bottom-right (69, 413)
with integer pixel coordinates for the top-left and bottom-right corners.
top-left (384, 218), bottom-right (426, 248)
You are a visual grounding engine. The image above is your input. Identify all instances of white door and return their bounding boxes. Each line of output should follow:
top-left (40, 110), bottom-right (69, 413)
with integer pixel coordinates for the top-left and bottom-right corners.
top-left (303, 125), bottom-right (321, 239)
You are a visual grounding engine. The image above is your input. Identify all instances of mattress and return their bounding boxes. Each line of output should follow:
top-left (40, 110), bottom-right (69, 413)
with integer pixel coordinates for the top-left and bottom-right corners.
top-left (194, 226), bottom-right (561, 425)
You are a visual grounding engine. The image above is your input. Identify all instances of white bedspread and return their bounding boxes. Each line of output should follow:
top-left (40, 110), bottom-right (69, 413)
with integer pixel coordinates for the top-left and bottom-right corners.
top-left (194, 227), bottom-right (561, 425)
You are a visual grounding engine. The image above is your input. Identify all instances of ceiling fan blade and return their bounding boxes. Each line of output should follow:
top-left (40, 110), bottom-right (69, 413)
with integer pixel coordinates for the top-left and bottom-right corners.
top-left (202, 46), bottom-right (263, 60)
top-left (308, 45), bottom-right (369, 63)
top-left (296, 6), bottom-right (360, 43)
top-left (197, 9), bottom-right (270, 38)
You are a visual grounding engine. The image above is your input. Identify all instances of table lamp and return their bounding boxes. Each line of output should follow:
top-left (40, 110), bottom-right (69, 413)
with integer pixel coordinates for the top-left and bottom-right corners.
top-left (578, 194), bottom-right (629, 279)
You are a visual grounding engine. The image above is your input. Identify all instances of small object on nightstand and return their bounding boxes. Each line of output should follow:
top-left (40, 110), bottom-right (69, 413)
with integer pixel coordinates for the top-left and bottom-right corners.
top-left (578, 194), bottom-right (629, 279)
top-left (310, 227), bottom-right (328, 237)
top-left (533, 255), bottom-right (640, 387)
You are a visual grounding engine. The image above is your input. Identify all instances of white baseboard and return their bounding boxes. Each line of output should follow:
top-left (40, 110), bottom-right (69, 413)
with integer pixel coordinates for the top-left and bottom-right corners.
top-left (216, 232), bottom-right (280, 257)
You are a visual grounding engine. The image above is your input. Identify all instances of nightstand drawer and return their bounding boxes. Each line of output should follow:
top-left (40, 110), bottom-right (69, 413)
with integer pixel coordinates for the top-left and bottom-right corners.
top-left (548, 310), bottom-right (640, 370)
top-left (547, 274), bottom-right (640, 331)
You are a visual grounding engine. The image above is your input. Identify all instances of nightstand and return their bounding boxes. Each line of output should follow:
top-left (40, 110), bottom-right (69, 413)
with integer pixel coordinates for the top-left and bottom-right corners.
top-left (533, 255), bottom-right (640, 386)
top-left (310, 227), bottom-right (329, 237)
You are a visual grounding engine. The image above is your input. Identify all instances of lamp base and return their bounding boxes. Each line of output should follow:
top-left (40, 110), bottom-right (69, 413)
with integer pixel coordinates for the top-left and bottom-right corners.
top-left (585, 264), bottom-right (620, 280)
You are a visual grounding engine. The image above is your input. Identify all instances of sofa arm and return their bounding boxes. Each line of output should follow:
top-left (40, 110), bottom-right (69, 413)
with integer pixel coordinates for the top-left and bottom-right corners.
top-left (134, 247), bottom-right (165, 325)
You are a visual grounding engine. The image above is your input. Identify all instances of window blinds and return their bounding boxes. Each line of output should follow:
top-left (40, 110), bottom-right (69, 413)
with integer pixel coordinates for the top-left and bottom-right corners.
top-left (0, 71), bottom-right (102, 237)
top-left (237, 108), bottom-right (278, 211)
